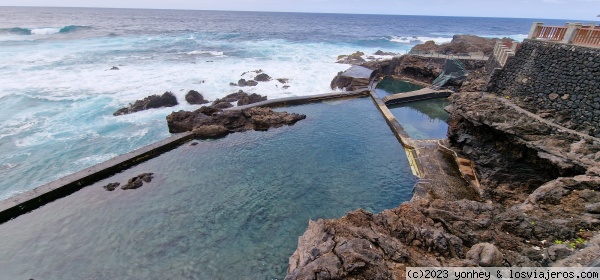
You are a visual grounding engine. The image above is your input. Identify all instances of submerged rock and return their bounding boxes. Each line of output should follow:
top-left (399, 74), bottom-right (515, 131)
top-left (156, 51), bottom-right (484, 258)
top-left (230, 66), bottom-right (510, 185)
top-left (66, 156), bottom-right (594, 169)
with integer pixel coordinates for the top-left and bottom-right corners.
top-left (103, 182), bottom-right (120, 191)
top-left (113, 92), bottom-right (178, 116)
top-left (185, 90), bottom-right (209, 105)
top-left (255, 73), bottom-right (271, 82)
top-left (122, 173), bottom-right (154, 190)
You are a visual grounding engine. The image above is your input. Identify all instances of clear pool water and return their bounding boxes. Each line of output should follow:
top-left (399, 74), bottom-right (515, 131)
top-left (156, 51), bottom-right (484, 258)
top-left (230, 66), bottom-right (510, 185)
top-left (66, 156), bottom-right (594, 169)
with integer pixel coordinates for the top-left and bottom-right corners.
top-left (388, 98), bottom-right (450, 140)
top-left (374, 77), bottom-right (424, 97)
top-left (0, 97), bottom-right (416, 280)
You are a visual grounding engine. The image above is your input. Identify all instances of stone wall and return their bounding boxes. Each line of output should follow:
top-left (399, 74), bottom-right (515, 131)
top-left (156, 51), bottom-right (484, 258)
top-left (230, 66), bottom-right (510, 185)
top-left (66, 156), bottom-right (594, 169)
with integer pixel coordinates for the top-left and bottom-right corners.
top-left (486, 39), bottom-right (600, 137)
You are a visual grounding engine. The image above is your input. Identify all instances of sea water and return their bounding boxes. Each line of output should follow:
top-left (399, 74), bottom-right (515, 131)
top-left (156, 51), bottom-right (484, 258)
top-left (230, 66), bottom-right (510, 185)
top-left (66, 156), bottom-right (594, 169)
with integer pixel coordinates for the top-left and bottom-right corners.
top-left (0, 7), bottom-right (567, 198)
top-left (0, 98), bottom-right (416, 279)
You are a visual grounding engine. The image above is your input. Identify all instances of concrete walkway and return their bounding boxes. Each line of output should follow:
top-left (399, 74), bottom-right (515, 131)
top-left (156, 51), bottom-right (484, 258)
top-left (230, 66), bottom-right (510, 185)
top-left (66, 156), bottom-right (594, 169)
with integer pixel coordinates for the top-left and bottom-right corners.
top-left (409, 51), bottom-right (489, 61)
top-left (381, 88), bottom-right (453, 105)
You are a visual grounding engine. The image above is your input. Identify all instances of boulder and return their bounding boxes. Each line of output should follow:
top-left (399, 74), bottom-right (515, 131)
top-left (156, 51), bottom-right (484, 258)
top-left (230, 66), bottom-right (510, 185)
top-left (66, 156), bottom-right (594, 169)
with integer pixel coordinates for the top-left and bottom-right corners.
top-left (246, 80), bottom-right (258, 86)
top-left (238, 79), bottom-right (247, 87)
top-left (337, 51), bottom-right (366, 65)
top-left (121, 173), bottom-right (154, 190)
top-left (103, 182), bottom-right (120, 191)
top-left (466, 243), bottom-right (504, 267)
top-left (255, 73), bottom-right (271, 82)
top-left (277, 78), bottom-right (289, 84)
top-left (113, 91), bottom-right (178, 116)
top-left (185, 90), bottom-right (209, 105)
top-left (238, 93), bottom-right (267, 106)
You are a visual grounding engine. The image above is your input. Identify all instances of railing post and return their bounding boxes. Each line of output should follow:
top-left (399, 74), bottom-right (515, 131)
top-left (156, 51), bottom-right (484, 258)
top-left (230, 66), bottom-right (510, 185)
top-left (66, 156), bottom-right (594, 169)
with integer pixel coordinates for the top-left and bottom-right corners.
top-left (563, 22), bottom-right (583, 44)
top-left (528, 22), bottom-right (544, 39)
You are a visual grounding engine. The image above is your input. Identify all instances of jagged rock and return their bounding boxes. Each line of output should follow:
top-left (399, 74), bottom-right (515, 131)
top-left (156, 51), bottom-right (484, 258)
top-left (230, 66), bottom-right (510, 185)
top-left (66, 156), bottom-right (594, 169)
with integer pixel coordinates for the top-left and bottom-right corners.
top-left (212, 101), bottom-right (233, 109)
top-left (238, 93), bottom-right (267, 106)
top-left (166, 105), bottom-right (306, 137)
top-left (238, 79), bottom-right (247, 87)
top-left (547, 244), bottom-right (573, 261)
top-left (330, 72), bottom-right (354, 90)
top-left (185, 90), bottom-right (209, 105)
top-left (113, 92), bottom-right (178, 116)
top-left (246, 80), bottom-right (258, 86)
top-left (586, 202), bottom-right (600, 214)
top-left (411, 35), bottom-right (511, 56)
top-left (374, 50), bottom-right (396, 56)
top-left (277, 78), bottom-right (289, 84)
top-left (103, 182), bottom-right (120, 191)
top-left (337, 51), bottom-right (366, 65)
top-left (255, 73), bottom-right (271, 82)
top-left (466, 243), bottom-right (503, 266)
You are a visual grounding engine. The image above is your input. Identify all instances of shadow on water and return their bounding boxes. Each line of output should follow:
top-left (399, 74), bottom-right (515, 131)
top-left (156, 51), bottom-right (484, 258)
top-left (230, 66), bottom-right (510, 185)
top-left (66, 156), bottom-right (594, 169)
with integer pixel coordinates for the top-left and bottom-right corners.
top-left (388, 98), bottom-right (450, 140)
top-left (0, 97), bottom-right (416, 280)
top-left (374, 77), bottom-right (424, 97)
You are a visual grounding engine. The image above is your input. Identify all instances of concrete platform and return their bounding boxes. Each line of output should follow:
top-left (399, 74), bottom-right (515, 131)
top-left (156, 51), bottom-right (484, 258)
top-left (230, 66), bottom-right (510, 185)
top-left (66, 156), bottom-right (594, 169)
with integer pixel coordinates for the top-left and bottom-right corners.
top-left (382, 88), bottom-right (453, 105)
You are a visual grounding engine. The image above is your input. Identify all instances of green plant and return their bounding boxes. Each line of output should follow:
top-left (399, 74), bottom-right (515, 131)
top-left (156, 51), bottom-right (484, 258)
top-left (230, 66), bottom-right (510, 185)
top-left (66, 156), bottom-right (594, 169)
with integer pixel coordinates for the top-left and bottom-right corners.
top-left (555, 240), bottom-right (563, 245)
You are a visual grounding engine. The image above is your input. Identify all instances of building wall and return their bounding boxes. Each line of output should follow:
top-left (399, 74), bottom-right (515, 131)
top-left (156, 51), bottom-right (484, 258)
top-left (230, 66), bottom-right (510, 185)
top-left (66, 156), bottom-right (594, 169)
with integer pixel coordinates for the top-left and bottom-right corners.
top-left (487, 39), bottom-right (600, 137)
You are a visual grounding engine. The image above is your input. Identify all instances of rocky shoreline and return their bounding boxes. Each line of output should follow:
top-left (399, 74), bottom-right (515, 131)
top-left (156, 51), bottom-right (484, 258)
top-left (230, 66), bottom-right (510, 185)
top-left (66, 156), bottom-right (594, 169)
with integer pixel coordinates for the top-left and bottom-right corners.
top-left (285, 36), bottom-right (600, 279)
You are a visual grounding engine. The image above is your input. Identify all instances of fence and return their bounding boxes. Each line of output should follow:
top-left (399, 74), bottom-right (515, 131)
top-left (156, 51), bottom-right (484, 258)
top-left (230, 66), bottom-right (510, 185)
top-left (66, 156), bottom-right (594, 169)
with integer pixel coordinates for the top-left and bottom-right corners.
top-left (528, 22), bottom-right (600, 47)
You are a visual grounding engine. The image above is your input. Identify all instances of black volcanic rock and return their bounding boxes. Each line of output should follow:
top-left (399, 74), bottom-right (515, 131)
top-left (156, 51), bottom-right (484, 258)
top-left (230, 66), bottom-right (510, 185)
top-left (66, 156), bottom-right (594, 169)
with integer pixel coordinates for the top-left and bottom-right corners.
top-left (122, 173), bottom-right (154, 190)
top-left (185, 90), bottom-right (209, 105)
top-left (166, 105), bottom-right (306, 138)
top-left (255, 73), bottom-right (271, 82)
top-left (103, 182), bottom-right (120, 191)
top-left (113, 92), bottom-right (178, 116)
top-left (237, 93), bottom-right (267, 106)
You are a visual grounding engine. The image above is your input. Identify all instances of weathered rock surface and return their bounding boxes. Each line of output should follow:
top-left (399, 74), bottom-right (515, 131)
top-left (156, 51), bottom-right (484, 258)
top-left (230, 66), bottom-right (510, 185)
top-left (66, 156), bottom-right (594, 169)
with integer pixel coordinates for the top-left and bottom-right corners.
top-left (286, 92), bottom-right (600, 279)
top-left (166, 104), bottom-right (306, 138)
top-left (337, 51), bottom-right (366, 65)
top-left (255, 73), bottom-right (272, 82)
top-left (103, 182), bottom-right (120, 191)
top-left (185, 90), bottom-right (209, 105)
top-left (113, 92), bottom-right (178, 116)
top-left (411, 35), bottom-right (511, 56)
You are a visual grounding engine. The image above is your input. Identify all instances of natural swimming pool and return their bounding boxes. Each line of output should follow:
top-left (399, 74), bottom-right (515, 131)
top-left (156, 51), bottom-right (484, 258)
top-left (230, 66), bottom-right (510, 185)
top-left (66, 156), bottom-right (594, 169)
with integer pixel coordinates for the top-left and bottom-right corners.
top-left (388, 98), bottom-right (450, 140)
top-left (0, 97), bottom-right (417, 279)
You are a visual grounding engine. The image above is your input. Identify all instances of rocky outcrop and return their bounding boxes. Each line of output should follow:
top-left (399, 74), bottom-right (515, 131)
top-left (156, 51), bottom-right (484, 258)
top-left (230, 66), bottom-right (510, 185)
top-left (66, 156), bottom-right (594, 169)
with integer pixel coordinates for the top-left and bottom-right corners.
top-left (185, 90), bottom-right (209, 105)
top-left (337, 51), bottom-right (366, 65)
top-left (113, 92), bottom-right (178, 116)
top-left (166, 105), bottom-right (306, 138)
top-left (411, 35), bottom-right (512, 56)
top-left (286, 92), bottom-right (600, 279)
top-left (211, 90), bottom-right (267, 107)
top-left (102, 173), bottom-right (154, 191)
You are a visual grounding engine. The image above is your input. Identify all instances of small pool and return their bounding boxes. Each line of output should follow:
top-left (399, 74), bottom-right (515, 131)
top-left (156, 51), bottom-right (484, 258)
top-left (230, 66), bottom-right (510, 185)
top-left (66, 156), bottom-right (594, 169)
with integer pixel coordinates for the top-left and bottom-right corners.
top-left (0, 97), bottom-right (416, 279)
top-left (375, 77), bottom-right (424, 96)
top-left (388, 98), bottom-right (450, 140)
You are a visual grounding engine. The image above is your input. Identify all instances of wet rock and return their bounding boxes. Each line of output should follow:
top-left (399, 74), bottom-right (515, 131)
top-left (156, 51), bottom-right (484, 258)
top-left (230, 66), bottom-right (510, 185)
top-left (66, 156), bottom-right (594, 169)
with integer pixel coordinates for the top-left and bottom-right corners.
top-left (277, 78), bottom-right (289, 84)
top-left (103, 182), bottom-right (120, 191)
top-left (192, 125), bottom-right (229, 138)
top-left (246, 80), bottom-right (258, 86)
top-left (185, 90), bottom-right (209, 105)
top-left (110, 66), bottom-right (119, 70)
top-left (255, 73), bottom-right (271, 82)
top-left (122, 173), bottom-right (154, 190)
top-left (237, 93), bottom-right (267, 106)
top-left (337, 51), bottom-right (366, 65)
top-left (212, 101), bottom-right (233, 109)
top-left (374, 50), bottom-right (396, 56)
top-left (113, 91), bottom-right (178, 116)
top-left (330, 72), bottom-right (354, 90)
top-left (411, 35), bottom-right (508, 56)
top-left (466, 243), bottom-right (503, 267)
top-left (237, 79), bottom-right (247, 87)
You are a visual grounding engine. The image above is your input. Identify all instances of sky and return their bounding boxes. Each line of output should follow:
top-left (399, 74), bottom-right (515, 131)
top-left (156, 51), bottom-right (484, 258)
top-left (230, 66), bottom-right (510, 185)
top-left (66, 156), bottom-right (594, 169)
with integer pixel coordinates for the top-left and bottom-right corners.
top-left (2, 0), bottom-right (599, 21)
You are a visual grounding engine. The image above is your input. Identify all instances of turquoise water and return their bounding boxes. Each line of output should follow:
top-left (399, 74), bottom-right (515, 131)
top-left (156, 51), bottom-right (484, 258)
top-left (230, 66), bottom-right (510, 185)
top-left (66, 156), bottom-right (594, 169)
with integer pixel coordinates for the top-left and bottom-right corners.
top-left (374, 77), bottom-right (424, 97)
top-left (0, 98), bottom-right (416, 280)
top-left (388, 99), bottom-right (450, 140)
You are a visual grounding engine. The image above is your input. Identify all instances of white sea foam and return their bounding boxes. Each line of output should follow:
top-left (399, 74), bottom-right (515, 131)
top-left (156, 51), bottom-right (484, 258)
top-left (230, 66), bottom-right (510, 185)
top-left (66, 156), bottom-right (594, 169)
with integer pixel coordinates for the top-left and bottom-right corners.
top-left (186, 50), bottom-right (225, 56)
top-left (30, 28), bottom-right (61, 35)
top-left (73, 153), bottom-right (118, 168)
top-left (390, 36), bottom-right (453, 44)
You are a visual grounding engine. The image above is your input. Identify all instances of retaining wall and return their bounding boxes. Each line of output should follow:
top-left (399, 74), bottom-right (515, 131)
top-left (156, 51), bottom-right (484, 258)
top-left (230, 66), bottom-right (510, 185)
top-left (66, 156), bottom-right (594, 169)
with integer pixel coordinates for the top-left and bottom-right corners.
top-left (486, 39), bottom-right (600, 137)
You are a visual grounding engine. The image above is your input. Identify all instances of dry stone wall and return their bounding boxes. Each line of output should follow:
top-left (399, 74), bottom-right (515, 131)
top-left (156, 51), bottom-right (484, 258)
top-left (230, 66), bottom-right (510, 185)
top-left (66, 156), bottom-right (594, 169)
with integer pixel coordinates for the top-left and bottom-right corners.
top-left (486, 39), bottom-right (600, 137)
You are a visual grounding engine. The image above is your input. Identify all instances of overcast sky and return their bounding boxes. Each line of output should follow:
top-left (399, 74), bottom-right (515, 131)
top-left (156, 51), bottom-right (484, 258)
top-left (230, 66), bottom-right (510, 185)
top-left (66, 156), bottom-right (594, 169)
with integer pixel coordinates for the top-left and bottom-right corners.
top-left (2, 0), bottom-right (599, 21)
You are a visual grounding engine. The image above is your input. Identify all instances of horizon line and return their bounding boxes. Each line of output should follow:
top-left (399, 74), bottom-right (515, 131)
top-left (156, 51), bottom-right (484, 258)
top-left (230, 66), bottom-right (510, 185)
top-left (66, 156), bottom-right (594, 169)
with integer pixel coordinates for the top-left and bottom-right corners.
top-left (0, 5), bottom-right (591, 22)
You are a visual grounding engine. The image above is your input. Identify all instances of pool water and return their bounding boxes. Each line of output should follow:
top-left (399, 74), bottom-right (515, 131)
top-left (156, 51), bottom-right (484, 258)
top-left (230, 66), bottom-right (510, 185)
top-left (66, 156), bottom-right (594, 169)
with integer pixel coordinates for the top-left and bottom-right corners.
top-left (374, 77), bottom-right (424, 97)
top-left (0, 97), bottom-right (416, 280)
top-left (388, 98), bottom-right (450, 140)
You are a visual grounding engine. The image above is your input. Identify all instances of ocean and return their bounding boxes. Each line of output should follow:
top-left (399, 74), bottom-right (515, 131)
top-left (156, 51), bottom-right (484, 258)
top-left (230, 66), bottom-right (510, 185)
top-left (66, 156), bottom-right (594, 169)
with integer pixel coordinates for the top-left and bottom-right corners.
top-left (0, 7), bottom-right (567, 198)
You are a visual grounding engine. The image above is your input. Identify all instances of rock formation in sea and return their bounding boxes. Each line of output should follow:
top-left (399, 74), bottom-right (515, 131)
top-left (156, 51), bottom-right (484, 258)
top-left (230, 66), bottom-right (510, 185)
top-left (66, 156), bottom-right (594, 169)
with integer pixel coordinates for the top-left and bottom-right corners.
top-left (211, 90), bottom-right (268, 107)
top-left (185, 90), bottom-right (209, 105)
top-left (411, 35), bottom-right (512, 56)
top-left (113, 91), bottom-right (178, 116)
top-left (166, 103), bottom-right (306, 138)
